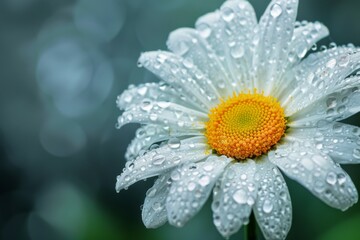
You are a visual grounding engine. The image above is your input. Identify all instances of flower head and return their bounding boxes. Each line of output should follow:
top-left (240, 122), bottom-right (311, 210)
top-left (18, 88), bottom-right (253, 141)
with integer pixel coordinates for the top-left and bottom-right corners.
top-left (115, 0), bottom-right (360, 239)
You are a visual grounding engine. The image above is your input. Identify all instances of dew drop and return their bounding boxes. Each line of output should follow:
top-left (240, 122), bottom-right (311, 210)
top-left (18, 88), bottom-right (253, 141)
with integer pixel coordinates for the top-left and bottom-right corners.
top-left (270, 3), bottom-right (282, 18)
top-left (326, 58), bottom-right (337, 69)
top-left (203, 164), bottom-right (214, 172)
top-left (301, 157), bottom-right (314, 170)
top-left (187, 182), bottom-right (196, 191)
top-left (146, 188), bottom-right (156, 197)
top-left (137, 86), bottom-right (148, 96)
top-left (171, 170), bottom-right (181, 181)
top-left (197, 23), bottom-right (212, 38)
top-left (230, 45), bottom-right (245, 59)
top-left (337, 173), bottom-right (346, 185)
top-left (149, 113), bottom-right (158, 121)
top-left (326, 97), bottom-right (337, 108)
top-left (152, 155), bottom-right (165, 165)
top-left (221, 7), bottom-right (235, 22)
top-left (199, 175), bottom-right (210, 186)
top-left (326, 172), bottom-right (337, 185)
top-left (233, 189), bottom-right (247, 204)
top-left (152, 202), bottom-right (162, 211)
top-left (338, 54), bottom-right (350, 67)
top-left (141, 99), bottom-right (153, 112)
top-left (183, 58), bottom-right (194, 68)
top-left (168, 137), bottom-right (181, 149)
top-left (262, 199), bottom-right (273, 213)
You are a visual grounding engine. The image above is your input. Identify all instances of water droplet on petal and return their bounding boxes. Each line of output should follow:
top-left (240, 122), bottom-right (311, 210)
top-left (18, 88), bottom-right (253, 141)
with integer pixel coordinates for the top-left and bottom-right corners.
top-left (270, 3), bottom-right (282, 18)
top-left (337, 173), bottom-right (346, 185)
top-left (233, 189), bottom-right (247, 204)
top-left (197, 23), bottom-right (212, 38)
top-left (199, 175), bottom-right (210, 186)
top-left (187, 182), bottom-right (196, 191)
top-left (152, 154), bottom-right (165, 165)
top-left (326, 172), bottom-right (337, 185)
top-left (168, 137), bottom-right (181, 149)
top-left (221, 7), bottom-right (235, 22)
top-left (262, 199), bottom-right (273, 213)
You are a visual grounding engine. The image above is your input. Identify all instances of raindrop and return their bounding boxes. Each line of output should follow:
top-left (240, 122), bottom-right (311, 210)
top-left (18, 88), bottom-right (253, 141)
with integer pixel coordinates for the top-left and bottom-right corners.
top-left (230, 45), bottom-right (245, 59)
top-left (187, 182), bottom-right (196, 191)
top-left (262, 199), bottom-right (273, 213)
top-left (338, 54), bottom-right (350, 67)
top-left (168, 137), bottom-right (181, 149)
top-left (337, 173), bottom-right (346, 185)
top-left (152, 202), bottom-right (163, 211)
top-left (326, 172), bottom-right (337, 185)
top-left (326, 58), bottom-right (337, 69)
top-left (233, 189), bottom-right (247, 204)
top-left (221, 7), bottom-right (235, 22)
top-left (146, 188), bottom-right (156, 197)
top-left (301, 157), bottom-right (314, 170)
top-left (197, 23), bottom-right (212, 38)
top-left (152, 155), bottom-right (165, 165)
top-left (137, 86), bottom-right (148, 96)
top-left (171, 170), bottom-right (181, 181)
top-left (141, 99), bottom-right (153, 111)
top-left (149, 113), bottom-right (158, 121)
top-left (326, 97), bottom-right (337, 108)
top-left (183, 58), bottom-right (194, 68)
top-left (270, 3), bottom-right (282, 18)
top-left (296, 44), bottom-right (307, 59)
top-left (203, 164), bottom-right (214, 172)
top-left (199, 175), bottom-right (210, 186)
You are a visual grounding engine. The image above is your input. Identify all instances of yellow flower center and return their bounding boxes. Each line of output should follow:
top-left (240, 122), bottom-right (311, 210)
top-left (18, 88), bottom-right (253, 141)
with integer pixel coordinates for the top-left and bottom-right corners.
top-left (205, 91), bottom-right (286, 160)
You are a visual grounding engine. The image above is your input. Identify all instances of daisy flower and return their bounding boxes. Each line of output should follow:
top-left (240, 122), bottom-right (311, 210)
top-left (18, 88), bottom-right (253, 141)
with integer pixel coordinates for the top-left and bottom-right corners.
top-left (115, 0), bottom-right (360, 239)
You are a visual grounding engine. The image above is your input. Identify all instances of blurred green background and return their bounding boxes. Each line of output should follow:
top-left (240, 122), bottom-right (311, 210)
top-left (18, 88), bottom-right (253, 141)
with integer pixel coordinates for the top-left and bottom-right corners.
top-left (0, 0), bottom-right (360, 239)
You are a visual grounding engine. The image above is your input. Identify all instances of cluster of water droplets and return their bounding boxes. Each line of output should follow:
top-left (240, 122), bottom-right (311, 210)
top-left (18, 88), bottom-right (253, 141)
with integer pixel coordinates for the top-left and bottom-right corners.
top-left (142, 173), bottom-right (172, 228)
top-left (313, 122), bottom-right (360, 163)
top-left (116, 136), bottom-right (210, 192)
top-left (252, 160), bottom-right (292, 240)
top-left (285, 44), bottom-right (360, 114)
top-left (138, 51), bottom-right (221, 109)
top-left (166, 156), bottom-right (230, 227)
top-left (211, 160), bottom-right (257, 237)
top-left (188, 0), bottom-right (258, 93)
top-left (290, 86), bottom-right (359, 127)
top-left (286, 21), bottom-right (329, 66)
top-left (117, 82), bottom-right (197, 111)
top-left (116, 91), bottom-right (208, 131)
top-left (252, 0), bottom-right (298, 94)
top-left (270, 140), bottom-right (358, 211)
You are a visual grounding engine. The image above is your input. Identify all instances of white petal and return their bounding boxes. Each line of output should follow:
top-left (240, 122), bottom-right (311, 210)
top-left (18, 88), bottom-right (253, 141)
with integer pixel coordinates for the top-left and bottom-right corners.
top-left (253, 158), bottom-right (292, 240)
top-left (269, 139), bottom-right (358, 210)
top-left (117, 82), bottom-right (201, 111)
top-left (212, 160), bottom-right (257, 238)
top-left (167, 28), bottom-right (231, 97)
top-left (125, 124), bottom-right (202, 161)
top-left (116, 136), bottom-right (210, 192)
top-left (166, 155), bottom-right (231, 227)
top-left (288, 122), bottom-right (360, 164)
top-left (272, 21), bottom-right (329, 98)
top-left (282, 47), bottom-right (360, 115)
top-left (117, 101), bottom-right (207, 130)
top-left (139, 51), bottom-right (220, 109)
top-left (194, 0), bottom-right (258, 93)
top-left (254, 0), bottom-right (298, 94)
top-left (142, 173), bottom-right (171, 228)
top-left (289, 86), bottom-right (360, 127)
top-left (289, 21), bottom-right (329, 65)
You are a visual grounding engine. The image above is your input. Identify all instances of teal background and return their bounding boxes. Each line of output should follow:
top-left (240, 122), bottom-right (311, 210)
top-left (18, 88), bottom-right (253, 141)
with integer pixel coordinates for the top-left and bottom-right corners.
top-left (0, 0), bottom-right (360, 239)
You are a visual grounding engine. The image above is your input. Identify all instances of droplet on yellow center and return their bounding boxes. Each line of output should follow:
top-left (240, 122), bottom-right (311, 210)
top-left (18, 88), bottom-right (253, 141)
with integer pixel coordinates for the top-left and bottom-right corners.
top-left (205, 91), bottom-right (286, 160)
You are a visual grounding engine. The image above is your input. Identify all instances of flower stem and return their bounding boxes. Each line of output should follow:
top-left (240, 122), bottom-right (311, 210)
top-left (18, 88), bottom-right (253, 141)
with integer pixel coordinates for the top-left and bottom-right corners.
top-left (245, 212), bottom-right (256, 240)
